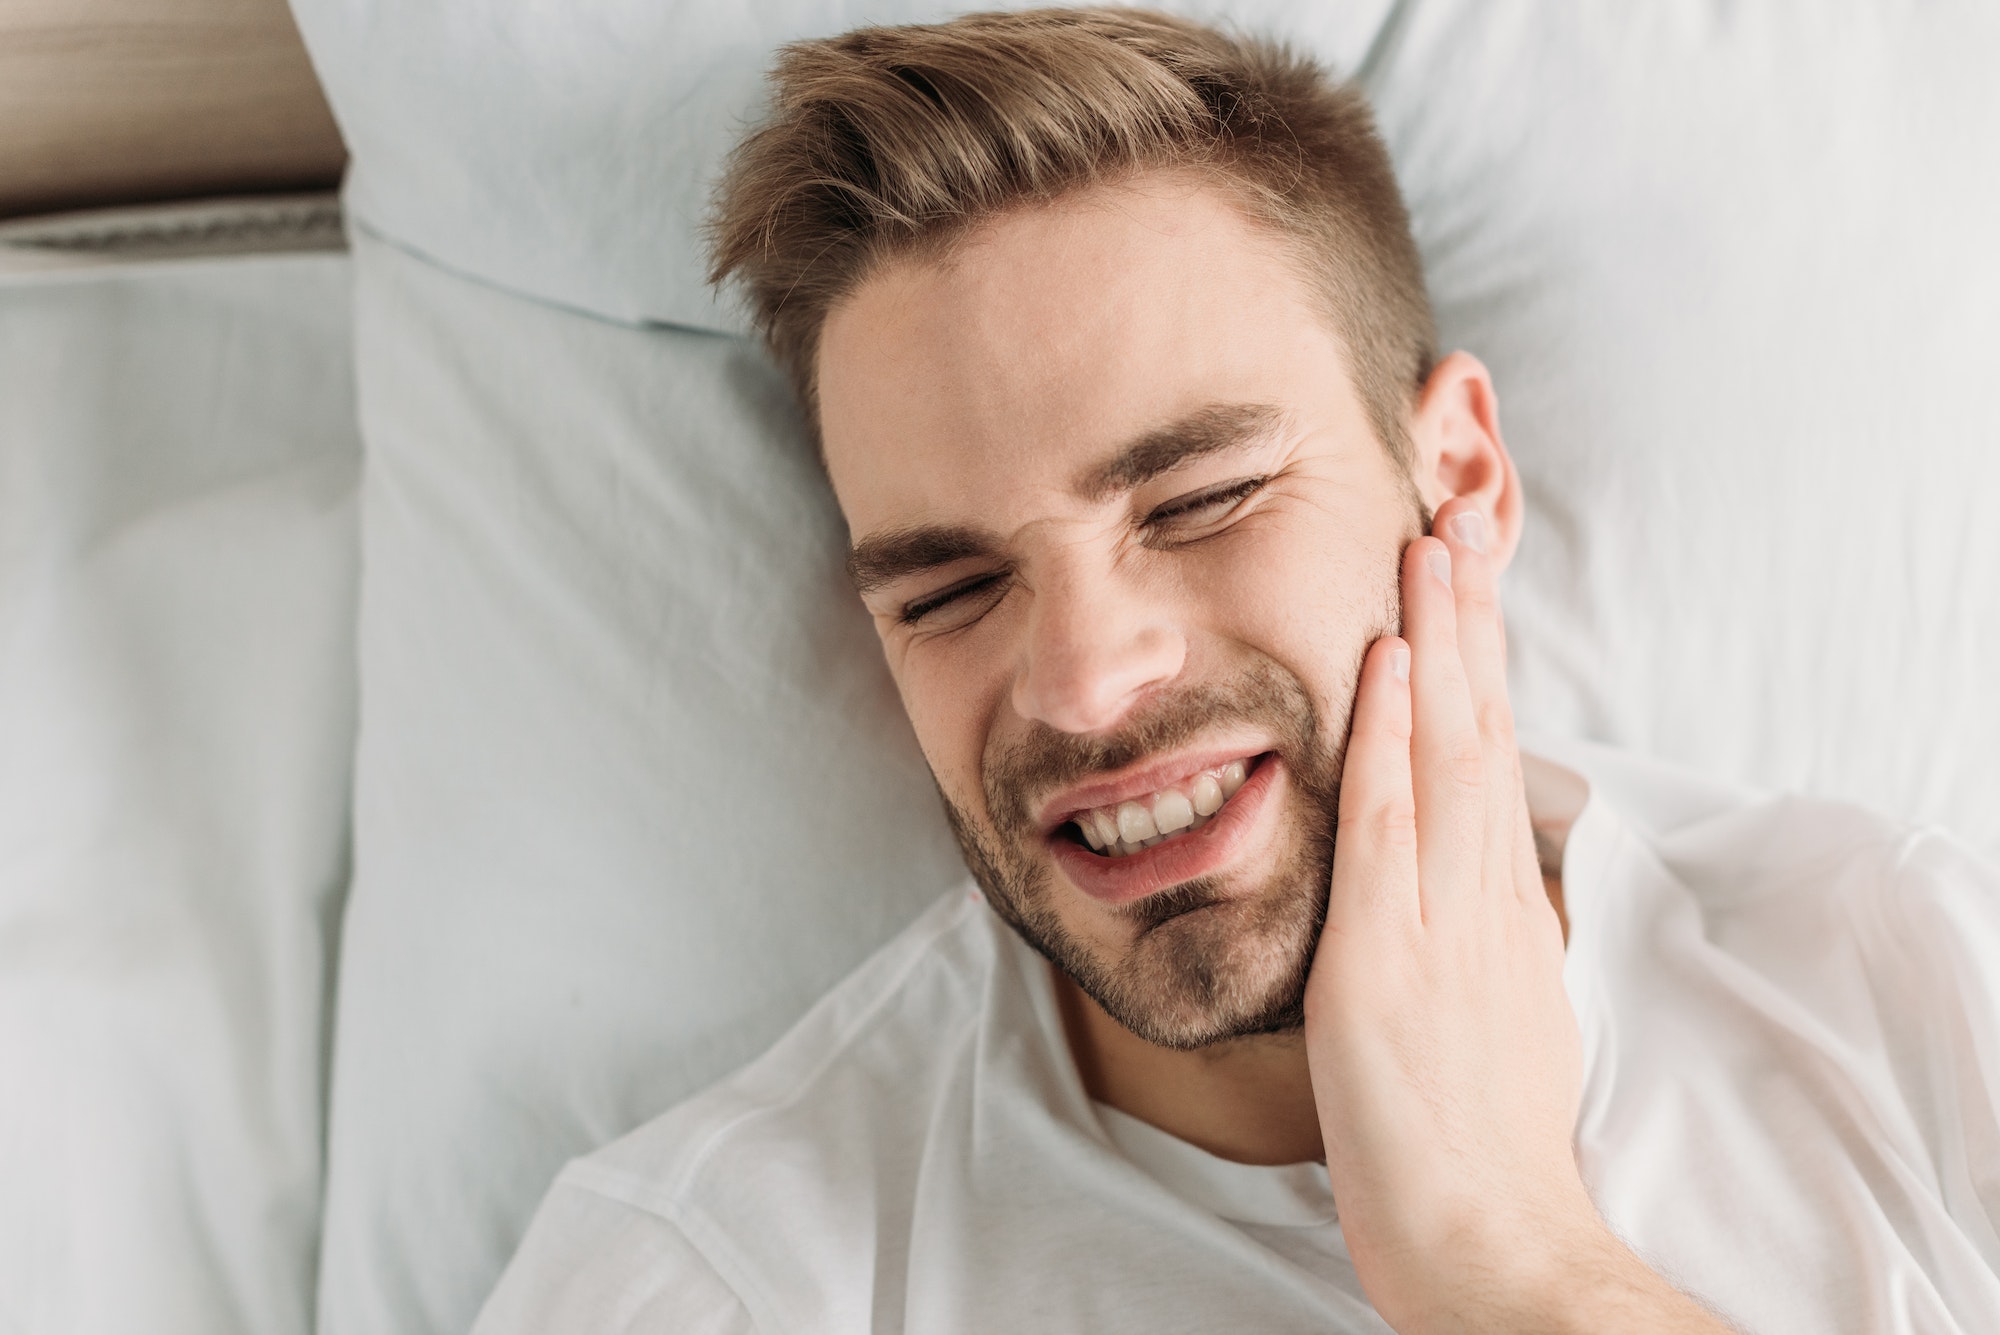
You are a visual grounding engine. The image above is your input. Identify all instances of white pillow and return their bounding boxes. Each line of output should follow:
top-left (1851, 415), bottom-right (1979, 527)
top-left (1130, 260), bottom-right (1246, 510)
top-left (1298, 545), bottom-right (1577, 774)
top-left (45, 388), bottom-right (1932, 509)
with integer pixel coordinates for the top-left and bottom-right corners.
top-left (288, 0), bottom-right (1395, 329)
top-left (315, 228), bottom-right (971, 1335)
top-left (0, 241), bottom-right (359, 1335)
top-left (300, 3), bottom-right (2000, 1333)
top-left (1369, 2), bottom-right (2000, 851)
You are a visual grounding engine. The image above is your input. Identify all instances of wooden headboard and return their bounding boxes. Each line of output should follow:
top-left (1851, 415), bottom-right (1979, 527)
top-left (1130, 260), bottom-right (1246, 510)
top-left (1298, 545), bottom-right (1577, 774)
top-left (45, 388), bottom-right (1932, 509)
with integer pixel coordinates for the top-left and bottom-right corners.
top-left (0, 0), bottom-right (346, 219)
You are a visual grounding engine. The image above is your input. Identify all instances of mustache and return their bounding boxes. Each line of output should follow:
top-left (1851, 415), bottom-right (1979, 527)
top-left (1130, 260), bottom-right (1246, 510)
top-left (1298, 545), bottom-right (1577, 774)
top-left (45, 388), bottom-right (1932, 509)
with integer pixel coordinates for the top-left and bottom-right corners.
top-left (982, 662), bottom-right (1323, 840)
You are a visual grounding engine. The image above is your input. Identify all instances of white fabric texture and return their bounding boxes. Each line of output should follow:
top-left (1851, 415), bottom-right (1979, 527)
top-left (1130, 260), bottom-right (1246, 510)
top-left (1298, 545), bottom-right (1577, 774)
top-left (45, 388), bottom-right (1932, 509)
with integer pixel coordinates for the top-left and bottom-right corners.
top-left (474, 743), bottom-right (2000, 1335)
top-left (1367, 2), bottom-right (2000, 853)
top-left (286, 0), bottom-right (1395, 330)
top-left (287, 2), bottom-right (2000, 1331)
top-left (0, 250), bottom-right (360, 1334)
top-left (314, 229), bottom-right (970, 1335)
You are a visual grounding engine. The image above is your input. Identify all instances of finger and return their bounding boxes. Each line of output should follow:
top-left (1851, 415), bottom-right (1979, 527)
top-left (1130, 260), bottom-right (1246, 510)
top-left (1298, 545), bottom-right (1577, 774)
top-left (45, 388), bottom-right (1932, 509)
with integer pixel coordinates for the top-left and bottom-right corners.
top-left (1329, 635), bottom-right (1419, 934)
top-left (1433, 500), bottom-right (1539, 903)
top-left (1401, 535), bottom-right (1485, 917)
top-left (1432, 501), bottom-right (1509, 748)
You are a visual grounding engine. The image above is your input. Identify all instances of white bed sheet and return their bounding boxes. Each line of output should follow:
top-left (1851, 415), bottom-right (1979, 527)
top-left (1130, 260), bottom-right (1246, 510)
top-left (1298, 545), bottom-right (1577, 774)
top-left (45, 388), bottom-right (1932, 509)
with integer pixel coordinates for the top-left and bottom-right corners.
top-left (0, 234), bottom-right (360, 1335)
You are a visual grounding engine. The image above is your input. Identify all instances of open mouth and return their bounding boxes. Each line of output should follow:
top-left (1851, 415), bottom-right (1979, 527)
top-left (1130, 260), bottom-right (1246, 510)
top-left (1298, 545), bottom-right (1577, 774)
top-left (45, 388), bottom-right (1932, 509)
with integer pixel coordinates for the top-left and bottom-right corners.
top-left (1061, 757), bottom-right (1256, 859)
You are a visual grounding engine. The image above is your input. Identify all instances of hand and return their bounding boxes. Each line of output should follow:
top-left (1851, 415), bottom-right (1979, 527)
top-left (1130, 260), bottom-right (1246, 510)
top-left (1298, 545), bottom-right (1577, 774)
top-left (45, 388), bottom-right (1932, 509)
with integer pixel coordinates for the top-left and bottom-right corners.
top-left (1302, 499), bottom-right (1729, 1333)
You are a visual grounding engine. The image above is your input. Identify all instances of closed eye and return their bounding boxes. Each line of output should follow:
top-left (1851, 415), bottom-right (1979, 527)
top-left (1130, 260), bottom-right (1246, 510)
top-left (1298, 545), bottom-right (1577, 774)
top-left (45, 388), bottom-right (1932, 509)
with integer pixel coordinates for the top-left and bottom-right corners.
top-left (1142, 476), bottom-right (1269, 536)
top-left (899, 571), bottom-right (1010, 627)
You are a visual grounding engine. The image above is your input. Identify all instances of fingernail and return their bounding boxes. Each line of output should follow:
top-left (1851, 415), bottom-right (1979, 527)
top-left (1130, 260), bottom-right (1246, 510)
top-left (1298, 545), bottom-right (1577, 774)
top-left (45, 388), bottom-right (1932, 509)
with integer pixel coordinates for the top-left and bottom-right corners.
top-left (1448, 510), bottom-right (1487, 553)
top-left (1427, 547), bottom-right (1452, 587)
top-left (1390, 645), bottom-right (1410, 681)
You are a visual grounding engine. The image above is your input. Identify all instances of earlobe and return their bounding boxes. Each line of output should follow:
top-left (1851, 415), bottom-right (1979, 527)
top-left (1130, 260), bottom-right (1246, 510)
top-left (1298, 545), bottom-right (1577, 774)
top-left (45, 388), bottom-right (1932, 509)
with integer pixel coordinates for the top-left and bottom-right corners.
top-left (1408, 351), bottom-right (1523, 571)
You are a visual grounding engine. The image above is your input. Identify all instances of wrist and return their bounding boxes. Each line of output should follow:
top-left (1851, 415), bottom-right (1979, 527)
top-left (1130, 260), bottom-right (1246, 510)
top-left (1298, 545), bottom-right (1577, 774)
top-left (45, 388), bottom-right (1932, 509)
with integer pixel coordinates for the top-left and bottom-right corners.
top-left (1371, 1189), bottom-right (1692, 1335)
top-left (1444, 1216), bottom-right (1728, 1335)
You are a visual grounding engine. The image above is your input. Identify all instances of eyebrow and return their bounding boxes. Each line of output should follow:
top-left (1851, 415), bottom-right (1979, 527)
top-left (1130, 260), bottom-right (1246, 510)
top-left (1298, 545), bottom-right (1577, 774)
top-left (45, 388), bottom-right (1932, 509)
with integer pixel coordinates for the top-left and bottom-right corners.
top-left (845, 401), bottom-right (1285, 598)
top-left (848, 522), bottom-right (1000, 598)
top-left (1072, 401), bottom-right (1285, 503)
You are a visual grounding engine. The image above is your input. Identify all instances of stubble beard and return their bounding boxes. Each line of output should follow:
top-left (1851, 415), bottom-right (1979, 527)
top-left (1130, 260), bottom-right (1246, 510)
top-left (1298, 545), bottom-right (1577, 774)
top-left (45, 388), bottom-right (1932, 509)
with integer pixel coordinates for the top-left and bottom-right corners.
top-left (940, 655), bottom-right (1366, 1051)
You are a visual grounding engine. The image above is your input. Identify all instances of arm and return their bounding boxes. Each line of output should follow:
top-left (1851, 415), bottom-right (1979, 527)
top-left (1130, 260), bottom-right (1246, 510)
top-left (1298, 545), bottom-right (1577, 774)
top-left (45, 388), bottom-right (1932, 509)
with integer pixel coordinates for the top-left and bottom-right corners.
top-left (1302, 499), bottom-right (1735, 1335)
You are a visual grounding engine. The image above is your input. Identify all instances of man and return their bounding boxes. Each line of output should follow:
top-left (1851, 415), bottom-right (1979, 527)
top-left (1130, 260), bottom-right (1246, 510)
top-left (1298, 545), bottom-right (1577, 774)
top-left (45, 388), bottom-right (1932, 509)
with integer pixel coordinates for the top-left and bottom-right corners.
top-left (476, 10), bottom-right (2000, 1332)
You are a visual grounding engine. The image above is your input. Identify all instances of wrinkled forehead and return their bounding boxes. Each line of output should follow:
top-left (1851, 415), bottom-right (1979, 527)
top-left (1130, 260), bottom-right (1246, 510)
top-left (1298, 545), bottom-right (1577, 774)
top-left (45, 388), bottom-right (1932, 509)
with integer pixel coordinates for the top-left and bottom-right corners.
top-left (815, 177), bottom-right (1357, 539)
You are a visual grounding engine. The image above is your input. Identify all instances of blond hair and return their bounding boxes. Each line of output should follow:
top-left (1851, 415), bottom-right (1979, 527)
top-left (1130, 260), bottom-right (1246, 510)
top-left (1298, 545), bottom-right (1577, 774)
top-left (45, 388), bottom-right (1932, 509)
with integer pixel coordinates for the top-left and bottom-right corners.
top-left (708, 7), bottom-right (1436, 463)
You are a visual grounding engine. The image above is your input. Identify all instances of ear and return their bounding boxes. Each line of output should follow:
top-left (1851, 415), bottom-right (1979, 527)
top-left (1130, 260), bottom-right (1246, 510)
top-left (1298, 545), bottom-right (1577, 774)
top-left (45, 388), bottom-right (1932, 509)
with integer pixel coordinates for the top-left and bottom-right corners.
top-left (1406, 350), bottom-right (1523, 571)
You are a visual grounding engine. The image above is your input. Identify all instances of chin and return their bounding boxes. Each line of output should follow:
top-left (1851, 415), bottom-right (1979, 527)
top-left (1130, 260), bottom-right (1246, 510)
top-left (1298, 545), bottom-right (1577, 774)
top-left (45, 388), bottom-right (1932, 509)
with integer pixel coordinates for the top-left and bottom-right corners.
top-left (1080, 887), bottom-right (1325, 1049)
top-left (962, 808), bottom-right (1331, 1049)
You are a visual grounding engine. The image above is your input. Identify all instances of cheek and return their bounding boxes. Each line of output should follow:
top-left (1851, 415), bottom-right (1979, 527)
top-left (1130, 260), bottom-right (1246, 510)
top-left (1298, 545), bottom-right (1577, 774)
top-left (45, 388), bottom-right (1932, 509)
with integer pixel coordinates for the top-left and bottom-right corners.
top-left (1182, 504), bottom-right (1406, 721)
top-left (887, 631), bottom-right (1017, 815)
top-left (1195, 509), bottom-right (1397, 649)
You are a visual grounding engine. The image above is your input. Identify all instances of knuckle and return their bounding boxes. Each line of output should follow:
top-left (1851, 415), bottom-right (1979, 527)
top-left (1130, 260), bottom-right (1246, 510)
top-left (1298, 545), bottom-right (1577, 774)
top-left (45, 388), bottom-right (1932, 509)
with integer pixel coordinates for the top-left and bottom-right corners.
top-left (1455, 577), bottom-right (1500, 617)
top-left (1377, 703), bottom-right (1414, 743)
top-left (1442, 731), bottom-right (1487, 789)
top-left (1344, 799), bottom-right (1424, 851)
top-left (1368, 798), bottom-right (1419, 851)
top-left (1474, 697), bottom-right (1517, 746)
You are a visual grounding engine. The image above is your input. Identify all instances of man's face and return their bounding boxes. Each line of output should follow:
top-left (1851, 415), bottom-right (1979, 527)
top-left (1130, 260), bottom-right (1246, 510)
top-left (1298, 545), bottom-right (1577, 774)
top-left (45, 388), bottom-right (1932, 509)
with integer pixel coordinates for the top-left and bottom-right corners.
top-left (819, 176), bottom-right (1425, 1049)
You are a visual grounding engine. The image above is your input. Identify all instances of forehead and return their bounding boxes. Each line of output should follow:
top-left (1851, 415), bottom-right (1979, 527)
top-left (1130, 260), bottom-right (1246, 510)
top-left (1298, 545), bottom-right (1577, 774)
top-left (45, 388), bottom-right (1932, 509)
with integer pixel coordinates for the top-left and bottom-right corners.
top-left (816, 176), bottom-right (1357, 534)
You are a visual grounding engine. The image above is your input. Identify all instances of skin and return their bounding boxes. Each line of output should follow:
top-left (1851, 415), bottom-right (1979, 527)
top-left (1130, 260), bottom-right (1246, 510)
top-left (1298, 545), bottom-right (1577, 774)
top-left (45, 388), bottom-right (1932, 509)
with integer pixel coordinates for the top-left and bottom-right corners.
top-left (818, 173), bottom-right (1731, 1333)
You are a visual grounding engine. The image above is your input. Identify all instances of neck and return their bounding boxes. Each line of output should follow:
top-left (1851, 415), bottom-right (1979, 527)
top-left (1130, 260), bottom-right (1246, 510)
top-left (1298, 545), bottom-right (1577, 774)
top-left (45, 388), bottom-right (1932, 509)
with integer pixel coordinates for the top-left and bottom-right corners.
top-left (1053, 967), bottom-right (1326, 1165)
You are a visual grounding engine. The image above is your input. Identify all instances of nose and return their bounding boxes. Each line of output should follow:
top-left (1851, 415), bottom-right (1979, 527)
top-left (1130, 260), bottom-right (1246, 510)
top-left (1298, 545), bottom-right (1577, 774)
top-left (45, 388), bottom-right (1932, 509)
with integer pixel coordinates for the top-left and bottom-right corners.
top-left (1010, 564), bottom-right (1186, 735)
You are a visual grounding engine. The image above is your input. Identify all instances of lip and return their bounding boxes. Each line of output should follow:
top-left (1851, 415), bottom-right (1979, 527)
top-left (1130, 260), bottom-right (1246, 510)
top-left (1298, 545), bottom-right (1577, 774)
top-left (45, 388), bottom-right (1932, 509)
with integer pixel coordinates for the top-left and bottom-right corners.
top-left (1050, 753), bottom-right (1285, 906)
top-left (1036, 741), bottom-right (1275, 835)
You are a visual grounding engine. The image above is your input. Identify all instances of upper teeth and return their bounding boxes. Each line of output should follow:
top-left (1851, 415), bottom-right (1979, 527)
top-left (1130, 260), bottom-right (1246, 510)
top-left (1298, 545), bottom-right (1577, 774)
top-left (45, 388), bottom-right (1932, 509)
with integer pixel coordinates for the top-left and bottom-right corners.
top-left (1074, 760), bottom-right (1249, 858)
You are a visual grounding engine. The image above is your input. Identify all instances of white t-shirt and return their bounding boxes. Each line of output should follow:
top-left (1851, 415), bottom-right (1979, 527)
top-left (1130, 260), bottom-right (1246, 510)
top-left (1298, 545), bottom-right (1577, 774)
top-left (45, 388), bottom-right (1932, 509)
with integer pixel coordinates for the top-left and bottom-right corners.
top-left (474, 741), bottom-right (2000, 1333)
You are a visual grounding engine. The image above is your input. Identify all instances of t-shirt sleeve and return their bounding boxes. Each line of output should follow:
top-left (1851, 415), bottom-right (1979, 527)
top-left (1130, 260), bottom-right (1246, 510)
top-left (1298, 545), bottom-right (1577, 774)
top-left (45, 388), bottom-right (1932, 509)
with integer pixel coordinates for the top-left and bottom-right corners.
top-left (473, 1173), bottom-right (755, 1335)
top-left (1879, 831), bottom-right (2000, 1256)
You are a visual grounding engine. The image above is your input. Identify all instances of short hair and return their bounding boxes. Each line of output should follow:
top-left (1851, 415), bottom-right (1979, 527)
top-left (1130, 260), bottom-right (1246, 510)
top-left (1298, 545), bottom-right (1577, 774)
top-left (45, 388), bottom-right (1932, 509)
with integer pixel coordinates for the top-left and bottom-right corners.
top-left (707, 6), bottom-right (1437, 465)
